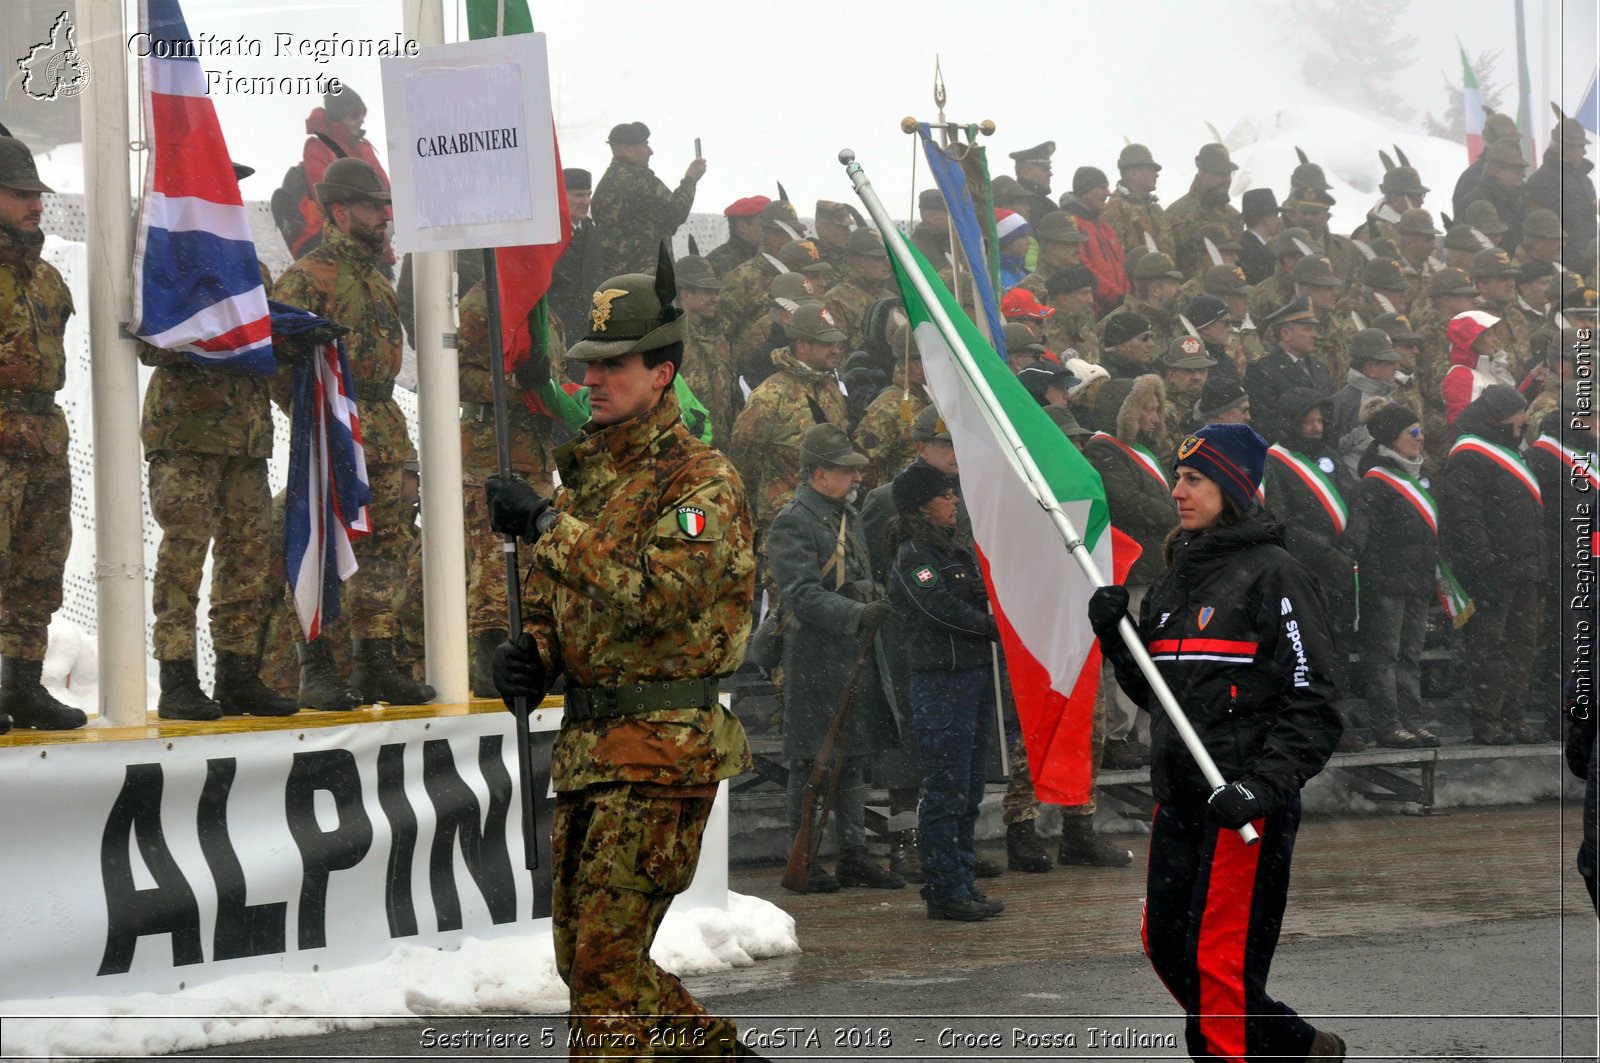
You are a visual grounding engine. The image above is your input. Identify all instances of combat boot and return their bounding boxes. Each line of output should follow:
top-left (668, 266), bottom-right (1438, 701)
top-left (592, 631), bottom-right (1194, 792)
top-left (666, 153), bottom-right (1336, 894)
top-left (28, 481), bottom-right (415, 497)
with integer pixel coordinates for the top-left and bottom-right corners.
top-left (889, 830), bottom-right (925, 883)
top-left (350, 638), bottom-right (436, 706)
top-left (1006, 820), bottom-right (1053, 872)
top-left (926, 895), bottom-right (992, 921)
top-left (1305, 1028), bottom-right (1346, 1060)
top-left (835, 849), bottom-right (906, 889)
top-left (296, 639), bottom-right (361, 711)
top-left (212, 653), bottom-right (298, 717)
top-left (1058, 816), bottom-right (1134, 867)
top-left (471, 629), bottom-right (507, 699)
top-left (157, 659), bottom-right (222, 722)
top-left (0, 656), bottom-right (86, 730)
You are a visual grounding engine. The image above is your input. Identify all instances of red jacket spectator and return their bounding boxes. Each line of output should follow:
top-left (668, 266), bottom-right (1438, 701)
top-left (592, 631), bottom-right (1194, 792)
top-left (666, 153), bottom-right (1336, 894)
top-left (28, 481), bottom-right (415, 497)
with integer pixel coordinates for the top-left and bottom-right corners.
top-left (1440, 309), bottom-right (1516, 425)
top-left (1059, 167), bottom-right (1128, 314)
top-left (294, 88), bottom-right (391, 258)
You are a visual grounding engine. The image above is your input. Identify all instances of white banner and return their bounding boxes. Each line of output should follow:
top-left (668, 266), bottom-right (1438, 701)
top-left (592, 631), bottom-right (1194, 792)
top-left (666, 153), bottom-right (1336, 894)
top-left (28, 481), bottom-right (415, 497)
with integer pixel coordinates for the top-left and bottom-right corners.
top-left (381, 34), bottom-right (561, 252)
top-left (0, 710), bottom-right (729, 1001)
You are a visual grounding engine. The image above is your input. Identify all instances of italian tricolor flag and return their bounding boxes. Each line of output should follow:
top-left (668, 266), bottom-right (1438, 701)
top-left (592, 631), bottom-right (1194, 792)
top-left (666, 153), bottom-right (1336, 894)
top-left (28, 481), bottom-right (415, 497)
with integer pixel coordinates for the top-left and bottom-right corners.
top-left (1461, 42), bottom-right (1487, 162)
top-left (885, 229), bottom-right (1137, 805)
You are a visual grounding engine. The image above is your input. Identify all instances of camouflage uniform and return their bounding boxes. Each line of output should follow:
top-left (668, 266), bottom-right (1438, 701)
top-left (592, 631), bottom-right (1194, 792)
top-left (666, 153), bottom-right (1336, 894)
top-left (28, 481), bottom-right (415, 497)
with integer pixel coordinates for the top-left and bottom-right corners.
top-left (716, 253), bottom-right (784, 358)
top-left (704, 233), bottom-right (757, 280)
top-left (1312, 230), bottom-right (1363, 292)
top-left (822, 271), bottom-right (896, 352)
top-left (1248, 267), bottom-right (1299, 325)
top-left (1160, 391), bottom-right (1197, 446)
top-left (1478, 295), bottom-right (1534, 364)
top-left (1166, 194), bottom-right (1244, 279)
top-left (1101, 185), bottom-right (1174, 259)
top-left (589, 157), bottom-right (696, 279)
top-left (1315, 306), bottom-right (1360, 385)
top-left (521, 388), bottom-right (754, 1060)
top-left (727, 348), bottom-right (848, 534)
top-left (910, 221), bottom-right (953, 271)
top-left (1407, 302), bottom-right (1456, 468)
top-left (1044, 308), bottom-right (1102, 362)
top-left (681, 315), bottom-right (738, 445)
top-left (0, 228), bottom-right (72, 661)
top-left (272, 224), bottom-right (414, 641)
top-left (852, 379), bottom-right (929, 492)
top-left (456, 282), bottom-right (561, 640)
top-left (1100, 294), bottom-right (1179, 355)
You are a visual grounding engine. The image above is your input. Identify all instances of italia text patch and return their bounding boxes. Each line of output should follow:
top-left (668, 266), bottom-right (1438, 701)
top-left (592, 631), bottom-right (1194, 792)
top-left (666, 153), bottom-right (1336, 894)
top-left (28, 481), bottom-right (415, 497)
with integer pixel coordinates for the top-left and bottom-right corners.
top-left (676, 506), bottom-right (707, 537)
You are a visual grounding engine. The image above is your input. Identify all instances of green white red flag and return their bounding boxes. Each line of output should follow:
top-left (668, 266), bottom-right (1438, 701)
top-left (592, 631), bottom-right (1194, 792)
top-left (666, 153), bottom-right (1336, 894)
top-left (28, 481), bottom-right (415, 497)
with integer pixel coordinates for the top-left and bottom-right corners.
top-left (1460, 42), bottom-right (1487, 162)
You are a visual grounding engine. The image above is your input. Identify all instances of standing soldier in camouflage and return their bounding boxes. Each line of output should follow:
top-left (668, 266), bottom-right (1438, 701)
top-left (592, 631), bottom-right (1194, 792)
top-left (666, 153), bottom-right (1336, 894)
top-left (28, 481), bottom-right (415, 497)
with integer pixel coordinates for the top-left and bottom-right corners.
top-left (1101, 143), bottom-right (1174, 259)
top-left (1043, 265), bottom-right (1103, 362)
top-left (822, 228), bottom-right (896, 352)
top-left (456, 278), bottom-right (563, 698)
top-left (1289, 188), bottom-right (1362, 290)
top-left (729, 305), bottom-right (850, 538)
top-left (675, 254), bottom-right (739, 444)
top-left (1100, 252), bottom-right (1186, 355)
top-left (1010, 141), bottom-right (1058, 221)
top-left (852, 322), bottom-right (930, 492)
top-left (272, 158), bottom-right (435, 708)
top-left (0, 136), bottom-right (85, 732)
top-left (717, 200), bottom-right (820, 354)
top-left (1167, 143), bottom-right (1244, 277)
top-left (484, 263), bottom-right (763, 1061)
top-left (589, 121), bottom-right (704, 279)
top-left (143, 256), bottom-right (298, 720)
top-left (1013, 211), bottom-right (1090, 302)
top-left (1472, 248), bottom-right (1534, 365)
top-left (1159, 336), bottom-right (1216, 443)
top-left (1357, 159), bottom-right (1429, 246)
top-left (1248, 227), bottom-right (1313, 324)
top-left (812, 201), bottom-right (857, 273)
top-left (910, 188), bottom-right (953, 271)
top-left (1291, 254), bottom-right (1354, 383)
top-left (705, 194), bottom-right (769, 279)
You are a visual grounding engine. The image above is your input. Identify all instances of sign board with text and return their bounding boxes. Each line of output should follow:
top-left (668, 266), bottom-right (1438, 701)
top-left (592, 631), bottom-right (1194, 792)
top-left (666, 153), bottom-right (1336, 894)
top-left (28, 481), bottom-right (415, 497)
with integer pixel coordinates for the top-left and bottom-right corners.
top-left (380, 34), bottom-right (561, 252)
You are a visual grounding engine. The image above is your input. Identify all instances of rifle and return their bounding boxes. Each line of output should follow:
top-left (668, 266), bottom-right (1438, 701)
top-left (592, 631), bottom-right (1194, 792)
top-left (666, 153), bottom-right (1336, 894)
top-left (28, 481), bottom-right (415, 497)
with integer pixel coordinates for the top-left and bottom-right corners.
top-left (781, 632), bottom-right (879, 893)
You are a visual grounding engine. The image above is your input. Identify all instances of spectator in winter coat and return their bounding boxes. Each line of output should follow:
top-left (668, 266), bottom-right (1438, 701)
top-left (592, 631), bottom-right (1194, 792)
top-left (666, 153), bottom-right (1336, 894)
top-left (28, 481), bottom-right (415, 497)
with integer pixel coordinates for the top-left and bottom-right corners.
top-left (1440, 309), bottom-right (1517, 425)
top-left (294, 88), bottom-right (390, 260)
top-left (1440, 386), bottom-right (1546, 745)
top-left (1347, 405), bottom-right (1442, 749)
top-left (1058, 167), bottom-right (1129, 314)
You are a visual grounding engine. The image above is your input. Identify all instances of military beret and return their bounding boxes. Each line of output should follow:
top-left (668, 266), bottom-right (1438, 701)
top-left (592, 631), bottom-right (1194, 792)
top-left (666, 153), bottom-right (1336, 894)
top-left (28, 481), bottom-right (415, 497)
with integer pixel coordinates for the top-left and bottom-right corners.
top-left (1470, 248), bottom-right (1520, 279)
top-left (1395, 208), bottom-right (1439, 235)
top-left (1010, 141), bottom-right (1056, 163)
top-left (1103, 312), bottom-right (1152, 348)
top-left (1117, 143), bottom-right (1161, 170)
top-left (1522, 207), bottom-right (1566, 241)
top-left (1072, 166), bottom-right (1110, 196)
top-left (1036, 210), bottom-right (1089, 244)
top-left (1203, 264), bottom-right (1254, 296)
top-left (724, 194), bottom-right (770, 218)
top-left (1185, 294), bottom-right (1229, 328)
top-left (1240, 188), bottom-right (1278, 223)
top-left (1360, 257), bottom-right (1406, 291)
top-left (1195, 142), bottom-right (1238, 174)
top-left (563, 167), bottom-right (592, 191)
top-left (1350, 328), bottom-right (1400, 364)
top-left (845, 227), bottom-right (888, 258)
top-left (911, 404), bottom-right (952, 441)
top-left (1133, 252), bottom-right (1183, 282)
top-left (1292, 255), bottom-right (1340, 287)
top-left (1426, 267), bottom-right (1478, 297)
top-left (800, 423), bottom-right (868, 469)
top-left (919, 188), bottom-right (947, 212)
top-left (892, 461), bottom-right (959, 513)
top-left (606, 121), bottom-right (650, 146)
top-left (1463, 200), bottom-right (1508, 234)
top-left (786, 304), bottom-right (847, 344)
top-left (1163, 335), bottom-right (1217, 370)
top-left (0, 137), bottom-right (53, 194)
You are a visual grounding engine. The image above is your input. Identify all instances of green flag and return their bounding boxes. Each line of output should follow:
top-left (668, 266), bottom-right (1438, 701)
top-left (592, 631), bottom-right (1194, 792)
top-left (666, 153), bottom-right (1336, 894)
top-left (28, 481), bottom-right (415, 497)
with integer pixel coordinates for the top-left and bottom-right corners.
top-left (465, 0), bottom-right (533, 39)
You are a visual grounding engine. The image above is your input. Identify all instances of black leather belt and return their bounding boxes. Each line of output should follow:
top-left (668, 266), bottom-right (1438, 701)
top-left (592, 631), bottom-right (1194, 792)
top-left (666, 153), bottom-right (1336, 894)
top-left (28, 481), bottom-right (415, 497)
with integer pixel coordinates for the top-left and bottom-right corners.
top-left (355, 379), bottom-right (395, 401)
top-left (564, 677), bottom-right (722, 722)
top-left (0, 391), bottom-right (56, 415)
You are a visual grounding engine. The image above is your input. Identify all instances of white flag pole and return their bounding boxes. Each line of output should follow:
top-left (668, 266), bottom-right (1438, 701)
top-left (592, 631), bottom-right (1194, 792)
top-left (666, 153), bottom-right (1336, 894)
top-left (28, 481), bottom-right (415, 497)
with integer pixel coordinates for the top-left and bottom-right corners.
top-left (840, 148), bottom-right (1258, 846)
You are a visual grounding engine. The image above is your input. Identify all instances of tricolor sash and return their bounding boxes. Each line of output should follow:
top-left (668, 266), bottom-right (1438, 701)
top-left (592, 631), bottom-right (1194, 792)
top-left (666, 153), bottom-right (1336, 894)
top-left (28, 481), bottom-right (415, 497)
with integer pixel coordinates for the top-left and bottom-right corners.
top-left (1090, 432), bottom-right (1169, 491)
top-left (1363, 463), bottom-right (1475, 627)
top-left (1268, 445), bottom-right (1349, 533)
top-left (1531, 434), bottom-right (1599, 492)
top-left (1449, 434), bottom-right (1542, 505)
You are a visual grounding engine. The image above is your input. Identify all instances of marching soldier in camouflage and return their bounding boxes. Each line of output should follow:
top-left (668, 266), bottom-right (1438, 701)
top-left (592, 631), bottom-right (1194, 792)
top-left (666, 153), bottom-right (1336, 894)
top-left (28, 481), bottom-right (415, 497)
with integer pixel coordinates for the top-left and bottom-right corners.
top-left (456, 279), bottom-right (563, 697)
top-left (589, 121), bottom-right (704, 279)
top-left (852, 322), bottom-right (930, 492)
top-left (1043, 265), bottom-right (1103, 362)
top-left (1167, 143), bottom-right (1245, 277)
top-left (1100, 251), bottom-right (1186, 355)
top-left (0, 135), bottom-right (84, 732)
top-left (272, 158), bottom-right (435, 709)
top-left (143, 247), bottom-right (297, 721)
top-left (484, 261), bottom-right (759, 1061)
top-left (1013, 211), bottom-right (1089, 301)
top-left (822, 228), bottom-right (896, 352)
top-left (675, 254), bottom-right (739, 445)
top-left (1101, 143), bottom-right (1175, 259)
top-left (729, 304), bottom-right (850, 536)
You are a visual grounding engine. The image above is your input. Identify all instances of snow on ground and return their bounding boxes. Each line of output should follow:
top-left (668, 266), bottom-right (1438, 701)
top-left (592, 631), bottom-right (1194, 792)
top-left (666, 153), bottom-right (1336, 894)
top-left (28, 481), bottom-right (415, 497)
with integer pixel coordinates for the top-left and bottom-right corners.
top-left (0, 893), bottom-right (798, 1059)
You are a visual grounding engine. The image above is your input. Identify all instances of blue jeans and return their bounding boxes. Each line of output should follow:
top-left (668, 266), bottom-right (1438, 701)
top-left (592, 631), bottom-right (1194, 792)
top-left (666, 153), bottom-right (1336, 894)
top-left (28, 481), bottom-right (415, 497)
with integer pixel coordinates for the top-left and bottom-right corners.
top-left (911, 668), bottom-right (993, 902)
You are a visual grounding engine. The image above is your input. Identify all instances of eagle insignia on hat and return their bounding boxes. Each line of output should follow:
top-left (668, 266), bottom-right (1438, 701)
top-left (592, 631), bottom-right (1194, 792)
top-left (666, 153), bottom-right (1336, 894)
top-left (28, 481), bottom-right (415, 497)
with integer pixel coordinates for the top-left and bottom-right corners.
top-left (1180, 337), bottom-right (1203, 355)
top-left (802, 241), bottom-right (820, 261)
top-left (1232, 267), bottom-right (1247, 283)
top-left (1177, 435), bottom-right (1203, 460)
top-left (590, 288), bottom-right (629, 332)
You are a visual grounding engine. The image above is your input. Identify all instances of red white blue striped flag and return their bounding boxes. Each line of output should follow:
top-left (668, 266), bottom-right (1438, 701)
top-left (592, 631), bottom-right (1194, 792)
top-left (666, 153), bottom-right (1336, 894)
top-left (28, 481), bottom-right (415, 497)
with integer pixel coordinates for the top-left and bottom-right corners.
top-left (274, 302), bottom-right (371, 641)
top-left (127, 0), bottom-right (274, 374)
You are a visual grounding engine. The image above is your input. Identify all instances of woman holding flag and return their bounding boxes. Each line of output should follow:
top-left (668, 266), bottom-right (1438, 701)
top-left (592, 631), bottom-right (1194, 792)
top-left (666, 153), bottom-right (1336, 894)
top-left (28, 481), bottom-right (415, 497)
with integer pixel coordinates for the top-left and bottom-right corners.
top-left (1089, 422), bottom-right (1347, 1062)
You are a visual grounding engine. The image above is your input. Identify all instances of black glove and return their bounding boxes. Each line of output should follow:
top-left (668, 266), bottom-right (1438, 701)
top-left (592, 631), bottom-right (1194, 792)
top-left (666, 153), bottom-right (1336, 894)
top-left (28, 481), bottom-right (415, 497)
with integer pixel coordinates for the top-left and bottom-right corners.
top-left (859, 600), bottom-right (893, 631)
top-left (492, 632), bottom-right (547, 709)
top-left (513, 352), bottom-right (551, 391)
top-left (1206, 779), bottom-right (1267, 829)
top-left (485, 474), bottom-right (555, 541)
top-left (1088, 584), bottom-right (1131, 640)
top-left (278, 322), bottom-right (351, 366)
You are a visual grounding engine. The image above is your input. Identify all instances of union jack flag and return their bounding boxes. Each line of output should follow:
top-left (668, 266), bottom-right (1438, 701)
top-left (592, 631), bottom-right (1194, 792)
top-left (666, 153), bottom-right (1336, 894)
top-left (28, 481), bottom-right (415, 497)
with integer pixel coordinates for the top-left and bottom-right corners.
top-left (127, 0), bottom-right (273, 374)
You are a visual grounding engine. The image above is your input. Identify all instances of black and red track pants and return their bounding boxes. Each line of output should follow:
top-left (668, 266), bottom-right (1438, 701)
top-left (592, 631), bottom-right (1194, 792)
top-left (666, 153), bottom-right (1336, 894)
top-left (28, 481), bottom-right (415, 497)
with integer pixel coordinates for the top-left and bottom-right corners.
top-left (1142, 796), bottom-right (1318, 1062)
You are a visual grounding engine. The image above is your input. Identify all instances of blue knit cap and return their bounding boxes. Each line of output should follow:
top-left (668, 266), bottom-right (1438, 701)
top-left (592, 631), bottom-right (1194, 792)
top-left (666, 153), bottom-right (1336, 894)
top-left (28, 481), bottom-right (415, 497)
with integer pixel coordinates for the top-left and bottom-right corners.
top-left (1172, 423), bottom-right (1268, 510)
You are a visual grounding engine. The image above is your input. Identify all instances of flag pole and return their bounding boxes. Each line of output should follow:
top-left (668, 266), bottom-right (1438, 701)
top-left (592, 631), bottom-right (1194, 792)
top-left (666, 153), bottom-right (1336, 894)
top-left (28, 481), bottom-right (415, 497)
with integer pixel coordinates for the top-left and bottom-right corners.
top-left (841, 149), bottom-right (1259, 846)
